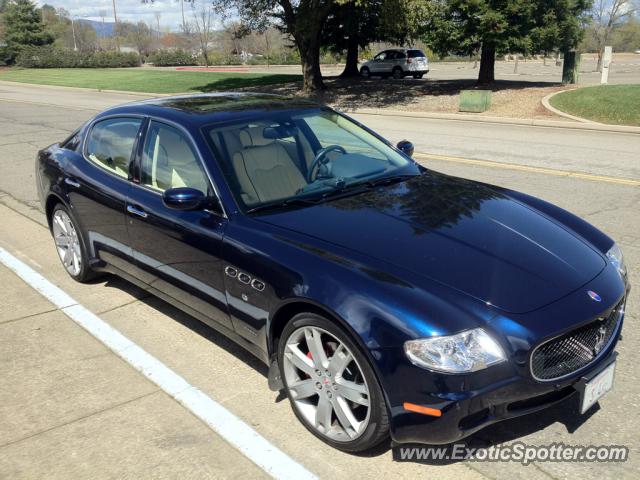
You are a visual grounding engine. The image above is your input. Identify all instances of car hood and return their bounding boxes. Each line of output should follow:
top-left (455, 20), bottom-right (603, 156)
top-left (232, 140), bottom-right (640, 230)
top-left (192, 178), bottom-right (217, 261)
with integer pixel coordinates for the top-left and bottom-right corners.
top-left (257, 172), bottom-right (606, 314)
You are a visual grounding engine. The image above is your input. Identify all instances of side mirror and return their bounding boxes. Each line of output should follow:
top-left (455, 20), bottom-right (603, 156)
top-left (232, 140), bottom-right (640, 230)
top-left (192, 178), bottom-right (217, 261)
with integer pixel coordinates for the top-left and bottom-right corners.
top-left (397, 140), bottom-right (414, 158)
top-left (162, 187), bottom-right (206, 211)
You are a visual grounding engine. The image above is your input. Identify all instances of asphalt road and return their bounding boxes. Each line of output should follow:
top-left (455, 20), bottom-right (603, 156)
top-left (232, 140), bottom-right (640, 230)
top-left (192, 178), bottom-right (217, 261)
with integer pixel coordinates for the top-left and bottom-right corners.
top-left (0, 83), bottom-right (638, 479)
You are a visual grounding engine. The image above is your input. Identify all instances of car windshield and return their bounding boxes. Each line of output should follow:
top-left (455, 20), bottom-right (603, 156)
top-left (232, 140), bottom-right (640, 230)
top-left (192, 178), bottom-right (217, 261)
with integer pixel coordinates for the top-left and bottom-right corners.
top-left (204, 109), bottom-right (419, 213)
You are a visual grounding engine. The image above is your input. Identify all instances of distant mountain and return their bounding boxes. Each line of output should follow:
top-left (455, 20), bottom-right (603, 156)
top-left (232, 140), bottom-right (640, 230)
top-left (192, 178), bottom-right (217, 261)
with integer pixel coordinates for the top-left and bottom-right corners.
top-left (78, 19), bottom-right (115, 38)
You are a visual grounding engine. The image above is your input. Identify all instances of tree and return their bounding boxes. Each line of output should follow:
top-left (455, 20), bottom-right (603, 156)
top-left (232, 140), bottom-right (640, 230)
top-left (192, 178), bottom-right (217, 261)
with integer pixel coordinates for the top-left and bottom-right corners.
top-left (2, 0), bottom-right (53, 60)
top-left (611, 16), bottom-right (640, 51)
top-left (590, 0), bottom-right (639, 71)
top-left (127, 21), bottom-right (153, 56)
top-left (193, 2), bottom-right (215, 66)
top-left (217, 0), bottom-right (356, 93)
top-left (424, 0), bottom-right (590, 85)
top-left (323, 0), bottom-right (431, 77)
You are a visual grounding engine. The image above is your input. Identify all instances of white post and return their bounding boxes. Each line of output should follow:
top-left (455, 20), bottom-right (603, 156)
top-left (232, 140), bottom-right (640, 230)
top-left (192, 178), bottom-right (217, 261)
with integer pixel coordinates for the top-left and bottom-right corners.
top-left (601, 46), bottom-right (612, 84)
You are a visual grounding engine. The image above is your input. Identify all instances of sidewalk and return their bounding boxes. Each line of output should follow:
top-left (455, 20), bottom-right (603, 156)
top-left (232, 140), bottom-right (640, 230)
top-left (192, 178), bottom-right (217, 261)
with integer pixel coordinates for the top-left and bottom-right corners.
top-left (0, 211), bottom-right (267, 479)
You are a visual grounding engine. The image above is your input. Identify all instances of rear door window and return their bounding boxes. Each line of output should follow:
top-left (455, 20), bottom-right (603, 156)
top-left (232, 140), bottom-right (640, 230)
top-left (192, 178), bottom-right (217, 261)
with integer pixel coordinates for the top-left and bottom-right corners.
top-left (85, 118), bottom-right (142, 178)
top-left (408, 50), bottom-right (426, 58)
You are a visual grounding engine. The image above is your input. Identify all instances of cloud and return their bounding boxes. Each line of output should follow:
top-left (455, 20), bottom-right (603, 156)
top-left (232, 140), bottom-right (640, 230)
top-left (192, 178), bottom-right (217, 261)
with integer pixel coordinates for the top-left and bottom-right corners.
top-left (35, 0), bottom-right (224, 31)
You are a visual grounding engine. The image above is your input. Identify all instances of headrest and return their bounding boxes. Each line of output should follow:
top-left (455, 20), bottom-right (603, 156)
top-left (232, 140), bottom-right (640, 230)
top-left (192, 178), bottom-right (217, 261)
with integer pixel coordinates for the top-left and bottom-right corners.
top-left (239, 127), bottom-right (273, 148)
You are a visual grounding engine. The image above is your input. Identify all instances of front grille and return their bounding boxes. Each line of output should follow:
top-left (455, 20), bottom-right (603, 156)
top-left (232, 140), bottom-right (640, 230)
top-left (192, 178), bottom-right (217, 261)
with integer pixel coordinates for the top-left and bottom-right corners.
top-left (531, 300), bottom-right (624, 381)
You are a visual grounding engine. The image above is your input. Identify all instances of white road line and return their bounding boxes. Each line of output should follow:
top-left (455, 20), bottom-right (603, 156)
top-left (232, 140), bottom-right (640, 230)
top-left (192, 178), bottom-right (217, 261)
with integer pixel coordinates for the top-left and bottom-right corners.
top-left (0, 247), bottom-right (317, 480)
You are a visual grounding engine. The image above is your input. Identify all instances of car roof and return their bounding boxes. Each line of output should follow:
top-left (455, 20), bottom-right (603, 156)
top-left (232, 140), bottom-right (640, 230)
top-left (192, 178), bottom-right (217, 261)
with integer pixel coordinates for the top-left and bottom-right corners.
top-left (97, 93), bottom-right (322, 127)
top-left (380, 48), bottom-right (423, 53)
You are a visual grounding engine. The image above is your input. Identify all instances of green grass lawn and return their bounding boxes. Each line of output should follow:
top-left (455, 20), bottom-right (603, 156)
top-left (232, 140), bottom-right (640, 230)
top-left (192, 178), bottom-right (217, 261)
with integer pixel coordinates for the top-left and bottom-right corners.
top-left (0, 68), bottom-right (302, 94)
top-left (550, 85), bottom-right (640, 126)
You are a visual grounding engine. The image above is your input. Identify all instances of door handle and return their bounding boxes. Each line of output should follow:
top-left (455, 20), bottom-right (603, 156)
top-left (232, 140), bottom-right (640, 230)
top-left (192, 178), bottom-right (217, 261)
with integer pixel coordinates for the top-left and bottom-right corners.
top-left (64, 177), bottom-right (81, 189)
top-left (127, 205), bottom-right (148, 219)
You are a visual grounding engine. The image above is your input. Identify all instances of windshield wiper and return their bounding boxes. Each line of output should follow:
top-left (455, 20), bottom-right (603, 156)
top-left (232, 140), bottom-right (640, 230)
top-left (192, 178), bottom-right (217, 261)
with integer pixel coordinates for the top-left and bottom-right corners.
top-left (363, 173), bottom-right (419, 188)
top-left (246, 174), bottom-right (419, 213)
top-left (245, 197), bottom-right (319, 214)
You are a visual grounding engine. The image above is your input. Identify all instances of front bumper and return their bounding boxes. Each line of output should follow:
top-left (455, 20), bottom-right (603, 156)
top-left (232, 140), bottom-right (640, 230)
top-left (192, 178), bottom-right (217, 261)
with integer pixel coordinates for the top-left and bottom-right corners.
top-left (389, 349), bottom-right (618, 445)
top-left (376, 265), bottom-right (628, 445)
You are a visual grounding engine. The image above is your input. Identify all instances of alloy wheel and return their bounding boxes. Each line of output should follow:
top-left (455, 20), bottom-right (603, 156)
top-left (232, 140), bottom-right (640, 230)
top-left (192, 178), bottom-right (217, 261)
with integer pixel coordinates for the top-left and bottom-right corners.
top-left (52, 209), bottom-right (82, 276)
top-left (282, 326), bottom-right (371, 442)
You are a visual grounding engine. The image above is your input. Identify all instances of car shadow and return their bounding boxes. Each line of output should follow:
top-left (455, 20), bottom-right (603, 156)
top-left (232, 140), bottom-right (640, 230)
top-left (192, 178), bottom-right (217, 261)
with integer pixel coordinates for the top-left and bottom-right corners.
top-left (98, 273), bottom-right (597, 463)
top-left (99, 274), bottom-right (268, 378)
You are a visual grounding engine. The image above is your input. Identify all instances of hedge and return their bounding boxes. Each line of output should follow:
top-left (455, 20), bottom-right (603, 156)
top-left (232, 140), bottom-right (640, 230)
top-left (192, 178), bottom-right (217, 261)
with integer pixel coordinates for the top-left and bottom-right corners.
top-left (148, 49), bottom-right (196, 67)
top-left (16, 46), bottom-right (141, 68)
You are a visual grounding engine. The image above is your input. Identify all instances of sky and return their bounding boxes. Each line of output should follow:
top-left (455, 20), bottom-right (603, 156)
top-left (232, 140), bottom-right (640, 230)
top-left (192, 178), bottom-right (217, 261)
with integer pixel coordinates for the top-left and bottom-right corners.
top-left (35, 0), bottom-right (227, 31)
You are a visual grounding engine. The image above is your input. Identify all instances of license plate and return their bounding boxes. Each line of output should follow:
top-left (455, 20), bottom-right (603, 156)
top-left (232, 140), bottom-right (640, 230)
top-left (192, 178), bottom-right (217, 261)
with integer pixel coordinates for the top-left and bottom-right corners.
top-left (580, 362), bottom-right (615, 413)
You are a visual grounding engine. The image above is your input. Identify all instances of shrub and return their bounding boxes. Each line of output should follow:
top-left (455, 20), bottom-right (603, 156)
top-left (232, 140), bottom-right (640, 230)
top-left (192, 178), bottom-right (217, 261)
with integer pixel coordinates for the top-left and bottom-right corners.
top-left (149, 49), bottom-right (196, 67)
top-left (15, 46), bottom-right (140, 68)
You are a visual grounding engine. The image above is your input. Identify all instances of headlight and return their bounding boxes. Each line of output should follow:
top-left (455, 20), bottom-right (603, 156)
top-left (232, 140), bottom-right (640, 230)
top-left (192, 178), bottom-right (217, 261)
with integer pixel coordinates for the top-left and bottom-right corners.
top-left (404, 328), bottom-right (506, 373)
top-left (606, 243), bottom-right (627, 279)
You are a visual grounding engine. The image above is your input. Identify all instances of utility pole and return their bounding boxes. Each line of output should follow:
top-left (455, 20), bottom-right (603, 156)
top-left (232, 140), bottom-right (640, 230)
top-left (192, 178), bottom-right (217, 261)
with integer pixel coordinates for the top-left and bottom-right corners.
top-left (71, 16), bottom-right (78, 51)
top-left (155, 11), bottom-right (161, 41)
top-left (112, 0), bottom-right (120, 52)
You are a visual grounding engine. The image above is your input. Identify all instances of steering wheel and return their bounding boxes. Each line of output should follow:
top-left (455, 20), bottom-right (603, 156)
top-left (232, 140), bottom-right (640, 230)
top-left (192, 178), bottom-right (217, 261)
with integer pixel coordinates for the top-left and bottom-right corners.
top-left (307, 145), bottom-right (347, 182)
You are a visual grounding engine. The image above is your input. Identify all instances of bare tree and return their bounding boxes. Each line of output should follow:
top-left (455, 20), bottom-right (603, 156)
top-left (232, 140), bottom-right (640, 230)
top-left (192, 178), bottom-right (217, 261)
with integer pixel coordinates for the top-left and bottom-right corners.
top-left (591, 0), bottom-right (639, 71)
top-left (193, 2), bottom-right (215, 66)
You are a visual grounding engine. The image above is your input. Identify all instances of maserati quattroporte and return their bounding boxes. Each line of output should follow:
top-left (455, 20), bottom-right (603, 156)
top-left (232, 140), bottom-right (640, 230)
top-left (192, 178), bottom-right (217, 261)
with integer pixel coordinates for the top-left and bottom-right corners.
top-left (36, 94), bottom-right (629, 452)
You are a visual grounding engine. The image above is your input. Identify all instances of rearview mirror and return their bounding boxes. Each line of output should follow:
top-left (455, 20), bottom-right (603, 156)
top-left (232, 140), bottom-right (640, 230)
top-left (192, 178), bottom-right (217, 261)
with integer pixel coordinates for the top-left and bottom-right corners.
top-left (162, 187), bottom-right (206, 211)
top-left (397, 140), bottom-right (414, 158)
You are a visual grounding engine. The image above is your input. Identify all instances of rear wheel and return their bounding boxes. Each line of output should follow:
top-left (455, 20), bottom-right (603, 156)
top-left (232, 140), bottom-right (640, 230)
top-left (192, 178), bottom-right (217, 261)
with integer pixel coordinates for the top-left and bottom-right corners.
top-left (360, 66), bottom-right (370, 78)
top-left (278, 312), bottom-right (389, 452)
top-left (50, 204), bottom-right (96, 282)
top-left (392, 67), bottom-right (404, 79)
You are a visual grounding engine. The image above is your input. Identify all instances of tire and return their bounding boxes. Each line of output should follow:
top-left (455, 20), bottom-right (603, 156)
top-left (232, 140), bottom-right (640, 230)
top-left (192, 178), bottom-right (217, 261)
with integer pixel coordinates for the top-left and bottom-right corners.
top-left (50, 203), bottom-right (97, 283)
top-left (360, 66), bottom-right (370, 78)
top-left (278, 312), bottom-right (389, 452)
top-left (392, 67), bottom-right (404, 79)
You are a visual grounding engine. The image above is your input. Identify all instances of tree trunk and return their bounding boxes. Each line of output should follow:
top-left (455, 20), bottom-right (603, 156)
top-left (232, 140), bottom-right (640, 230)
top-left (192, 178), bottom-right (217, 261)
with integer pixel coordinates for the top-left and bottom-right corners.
top-left (596, 47), bottom-right (604, 72)
top-left (477, 43), bottom-right (496, 85)
top-left (340, 35), bottom-right (360, 78)
top-left (298, 37), bottom-right (325, 93)
top-left (562, 49), bottom-right (579, 84)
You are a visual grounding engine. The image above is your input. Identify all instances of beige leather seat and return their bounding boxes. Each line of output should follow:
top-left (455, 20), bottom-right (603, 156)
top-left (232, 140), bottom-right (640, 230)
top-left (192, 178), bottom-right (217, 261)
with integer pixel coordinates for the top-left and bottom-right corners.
top-left (232, 127), bottom-right (306, 205)
top-left (149, 127), bottom-right (208, 193)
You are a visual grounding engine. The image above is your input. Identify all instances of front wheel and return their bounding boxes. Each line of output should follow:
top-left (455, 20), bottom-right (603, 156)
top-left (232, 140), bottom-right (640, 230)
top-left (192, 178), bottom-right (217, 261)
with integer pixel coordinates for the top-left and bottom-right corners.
top-left (278, 313), bottom-right (389, 452)
top-left (50, 204), bottom-right (97, 282)
top-left (360, 66), bottom-right (370, 78)
top-left (392, 67), bottom-right (404, 79)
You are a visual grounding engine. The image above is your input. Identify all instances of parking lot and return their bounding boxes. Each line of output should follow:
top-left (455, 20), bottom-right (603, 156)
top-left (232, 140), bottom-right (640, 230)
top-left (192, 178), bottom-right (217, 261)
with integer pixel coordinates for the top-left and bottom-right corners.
top-left (0, 82), bottom-right (638, 479)
top-left (213, 53), bottom-right (640, 85)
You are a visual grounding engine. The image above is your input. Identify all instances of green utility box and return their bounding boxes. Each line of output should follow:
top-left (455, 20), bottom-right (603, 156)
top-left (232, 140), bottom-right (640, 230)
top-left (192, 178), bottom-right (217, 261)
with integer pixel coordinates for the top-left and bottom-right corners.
top-left (459, 90), bottom-right (492, 113)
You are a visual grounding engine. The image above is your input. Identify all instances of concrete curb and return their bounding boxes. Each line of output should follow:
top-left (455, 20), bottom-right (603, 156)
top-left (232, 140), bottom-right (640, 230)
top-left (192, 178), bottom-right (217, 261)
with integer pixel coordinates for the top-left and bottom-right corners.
top-left (541, 89), bottom-right (598, 124)
top-left (345, 107), bottom-right (640, 134)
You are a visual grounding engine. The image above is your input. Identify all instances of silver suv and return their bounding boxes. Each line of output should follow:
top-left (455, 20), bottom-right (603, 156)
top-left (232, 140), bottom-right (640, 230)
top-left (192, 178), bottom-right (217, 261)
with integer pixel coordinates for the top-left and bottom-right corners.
top-left (360, 48), bottom-right (429, 79)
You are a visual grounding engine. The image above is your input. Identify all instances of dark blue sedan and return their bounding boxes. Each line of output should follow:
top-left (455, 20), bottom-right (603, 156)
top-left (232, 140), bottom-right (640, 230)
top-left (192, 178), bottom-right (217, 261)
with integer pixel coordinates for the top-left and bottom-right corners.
top-left (36, 93), bottom-right (629, 452)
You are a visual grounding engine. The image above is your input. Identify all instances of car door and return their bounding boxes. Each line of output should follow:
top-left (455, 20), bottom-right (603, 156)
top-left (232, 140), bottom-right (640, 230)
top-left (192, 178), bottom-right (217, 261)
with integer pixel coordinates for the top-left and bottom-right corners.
top-left (65, 116), bottom-right (142, 274)
top-left (371, 51), bottom-right (388, 73)
top-left (125, 119), bottom-right (233, 331)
